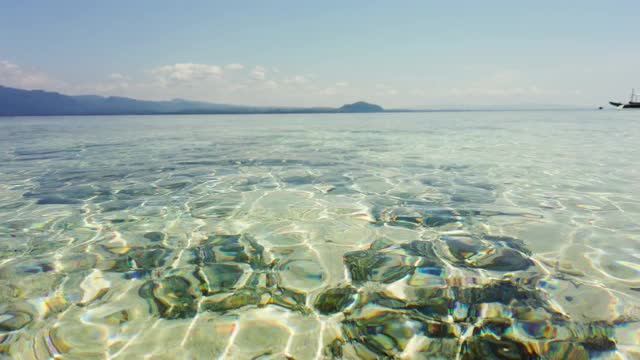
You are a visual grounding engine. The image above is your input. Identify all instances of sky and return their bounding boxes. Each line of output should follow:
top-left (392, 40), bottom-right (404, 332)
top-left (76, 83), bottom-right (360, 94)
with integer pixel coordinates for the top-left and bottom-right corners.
top-left (1, 0), bottom-right (638, 108)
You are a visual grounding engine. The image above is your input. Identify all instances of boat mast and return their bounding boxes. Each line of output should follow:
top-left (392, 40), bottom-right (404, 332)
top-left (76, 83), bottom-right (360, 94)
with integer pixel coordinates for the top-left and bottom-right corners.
top-left (632, 88), bottom-right (636, 103)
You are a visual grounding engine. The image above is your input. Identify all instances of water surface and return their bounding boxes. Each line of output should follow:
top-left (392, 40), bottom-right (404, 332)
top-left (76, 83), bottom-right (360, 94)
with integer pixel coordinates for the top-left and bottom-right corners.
top-left (0, 112), bottom-right (639, 359)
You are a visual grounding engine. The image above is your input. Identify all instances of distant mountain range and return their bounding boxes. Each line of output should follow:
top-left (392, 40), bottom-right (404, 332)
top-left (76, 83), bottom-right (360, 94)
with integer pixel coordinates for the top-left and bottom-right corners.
top-left (0, 85), bottom-right (384, 116)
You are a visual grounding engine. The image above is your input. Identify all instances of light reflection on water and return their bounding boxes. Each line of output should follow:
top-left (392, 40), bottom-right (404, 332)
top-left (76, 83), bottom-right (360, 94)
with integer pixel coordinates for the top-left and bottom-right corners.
top-left (0, 112), bottom-right (639, 359)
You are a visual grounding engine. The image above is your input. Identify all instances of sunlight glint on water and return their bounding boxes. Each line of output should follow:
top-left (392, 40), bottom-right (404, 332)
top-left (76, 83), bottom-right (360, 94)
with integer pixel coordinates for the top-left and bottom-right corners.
top-left (0, 112), bottom-right (639, 359)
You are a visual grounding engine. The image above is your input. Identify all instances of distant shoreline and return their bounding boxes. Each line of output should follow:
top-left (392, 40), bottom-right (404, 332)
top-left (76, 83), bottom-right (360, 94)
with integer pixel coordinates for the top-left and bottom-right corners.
top-left (0, 85), bottom-right (594, 117)
top-left (0, 108), bottom-right (598, 118)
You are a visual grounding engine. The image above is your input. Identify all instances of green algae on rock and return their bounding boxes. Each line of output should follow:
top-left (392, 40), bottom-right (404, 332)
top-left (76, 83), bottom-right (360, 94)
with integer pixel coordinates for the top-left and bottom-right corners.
top-left (195, 263), bottom-right (246, 295)
top-left (0, 311), bottom-right (32, 332)
top-left (441, 235), bottom-right (534, 271)
top-left (105, 245), bottom-right (173, 278)
top-left (314, 286), bottom-right (358, 315)
top-left (139, 276), bottom-right (197, 319)
top-left (201, 290), bottom-right (262, 313)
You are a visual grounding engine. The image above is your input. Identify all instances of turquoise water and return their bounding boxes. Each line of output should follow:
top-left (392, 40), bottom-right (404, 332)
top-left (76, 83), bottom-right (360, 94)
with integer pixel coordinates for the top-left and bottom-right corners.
top-left (0, 112), bottom-right (639, 359)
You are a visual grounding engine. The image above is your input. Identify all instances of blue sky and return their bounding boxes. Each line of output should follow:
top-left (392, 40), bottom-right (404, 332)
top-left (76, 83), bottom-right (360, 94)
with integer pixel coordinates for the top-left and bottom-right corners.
top-left (1, 0), bottom-right (638, 107)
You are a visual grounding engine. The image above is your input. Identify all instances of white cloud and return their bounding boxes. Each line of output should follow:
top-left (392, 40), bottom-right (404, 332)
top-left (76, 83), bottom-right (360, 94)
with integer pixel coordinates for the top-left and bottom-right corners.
top-left (373, 83), bottom-right (397, 96)
top-left (283, 75), bottom-right (308, 85)
top-left (0, 60), bottom-right (19, 74)
top-left (251, 66), bottom-right (267, 80)
top-left (151, 63), bottom-right (222, 85)
top-left (109, 73), bottom-right (128, 80)
top-left (225, 63), bottom-right (244, 70)
top-left (0, 59), bottom-right (62, 89)
top-left (318, 87), bottom-right (337, 96)
top-left (263, 80), bottom-right (278, 89)
top-left (3, 59), bottom-right (397, 107)
top-left (81, 73), bottom-right (134, 94)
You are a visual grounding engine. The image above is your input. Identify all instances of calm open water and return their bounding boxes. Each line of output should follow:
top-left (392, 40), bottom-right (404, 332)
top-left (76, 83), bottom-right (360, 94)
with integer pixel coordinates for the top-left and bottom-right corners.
top-left (0, 111), bottom-right (639, 359)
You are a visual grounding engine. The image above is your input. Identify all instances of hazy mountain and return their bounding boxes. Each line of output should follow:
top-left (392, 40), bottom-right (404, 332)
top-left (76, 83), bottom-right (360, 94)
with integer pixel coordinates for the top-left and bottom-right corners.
top-left (0, 86), bottom-right (384, 116)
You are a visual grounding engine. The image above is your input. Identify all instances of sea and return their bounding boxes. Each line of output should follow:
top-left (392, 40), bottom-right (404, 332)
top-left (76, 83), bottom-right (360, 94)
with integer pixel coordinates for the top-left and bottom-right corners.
top-left (0, 111), bottom-right (639, 359)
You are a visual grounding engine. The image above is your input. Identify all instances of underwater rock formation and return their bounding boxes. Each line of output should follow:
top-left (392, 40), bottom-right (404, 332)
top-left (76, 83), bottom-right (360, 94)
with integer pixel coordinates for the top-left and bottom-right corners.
top-left (85, 227), bottom-right (622, 358)
top-left (323, 232), bottom-right (620, 359)
top-left (314, 286), bottom-right (358, 315)
top-left (139, 276), bottom-right (197, 319)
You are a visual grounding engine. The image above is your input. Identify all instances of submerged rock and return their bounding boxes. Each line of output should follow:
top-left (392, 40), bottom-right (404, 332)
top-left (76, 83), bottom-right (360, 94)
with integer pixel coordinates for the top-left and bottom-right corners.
top-left (190, 235), bottom-right (242, 265)
top-left (201, 290), bottom-right (261, 312)
top-left (143, 231), bottom-right (165, 243)
top-left (460, 319), bottom-right (539, 360)
top-left (344, 249), bottom-right (415, 284)
top-left (374, 207), bottom-right (463, 228)
top-left (344, 239), bottom-right (447, 285)
top-left (343, 249), bottom-right (383, 283)
top-left (580, 322), bottom-right (616, 352)
top-left (139, 276), bottom-right (197, 319)
top-left (314, 286), bottom-right (357, 315)
top-left (461, 334), bottom-right (537, 360)
top-left (545, 341), bottom-right (589, 360)
top-left (454, 280), bottom-right (543, 307)
top-left (107, 245), bottom-right (172, 276)
top-left (189, 234), bottom-right (267, 269)
top-left (195, 263), bottom-right (246, 295)
top-left (400, 240), bottom-right (443, 266)
top-left (328, 232), bottom-right (604, 358)
top-left (421, 209), bottom-right (463, 227)
top-left (470, 248), bottom-right (534, 272)
top-left (340, 309), bottom-right (458, 358)
top-left (441, 236), bottom-right (533, 272)
top-left (324, 338), bottom-right (345, 359)
top-left (267, 287), bottom-right (308, 313)
top-left (0, 311), bottom-right (32, 332)
top-left (34, 196), bottom-right (81, 205)
top-left (443, 236), bottom-right (484, 261)
top-left (484, 236), bottom-right (532, 256)
top-left (374, 206), bottom-right (542, 231)
top-left (200, 275), bottom-right (307, 313)
top-left (243, 270), bottom-right (277, 289)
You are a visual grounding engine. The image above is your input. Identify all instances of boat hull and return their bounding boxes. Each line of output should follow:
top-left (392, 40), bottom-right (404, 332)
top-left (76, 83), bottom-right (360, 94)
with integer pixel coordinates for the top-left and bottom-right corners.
top-left (610, 101), bottom-right (640, 109)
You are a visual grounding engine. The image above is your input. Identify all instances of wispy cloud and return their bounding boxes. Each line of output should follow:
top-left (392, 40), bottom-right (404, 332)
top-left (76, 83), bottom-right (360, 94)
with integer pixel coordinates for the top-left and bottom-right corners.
top-left (374, 83), bottom-right (398, 96)
top-left (318, 87), bottom-right (338, 96)
top-left (0, 59), bottom-right (63, 89)
top-left (263, 80), bottom-right (278, 89)
top-left (76, 74), bottom-right (133, 94)
top-left (2, 58), bottom-right (420, 106)
top-left (251, 65), bottom-right (266, 80)
top-left (151, 63), bottom-right (222, 85)
top-left (283, 75), bottom-right (308, 85)
top-left (109, 73), bottom-right (128, 80)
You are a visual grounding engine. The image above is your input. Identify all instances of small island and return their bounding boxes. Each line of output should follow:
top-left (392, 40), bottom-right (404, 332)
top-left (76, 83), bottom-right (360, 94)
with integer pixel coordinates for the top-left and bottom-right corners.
top-left (338, 101), bottom-right (384, 113)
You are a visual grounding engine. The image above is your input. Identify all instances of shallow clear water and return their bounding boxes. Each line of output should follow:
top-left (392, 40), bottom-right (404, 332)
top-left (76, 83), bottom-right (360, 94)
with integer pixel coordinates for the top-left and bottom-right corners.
top-left (0, 112), bottom-right (639, 359)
